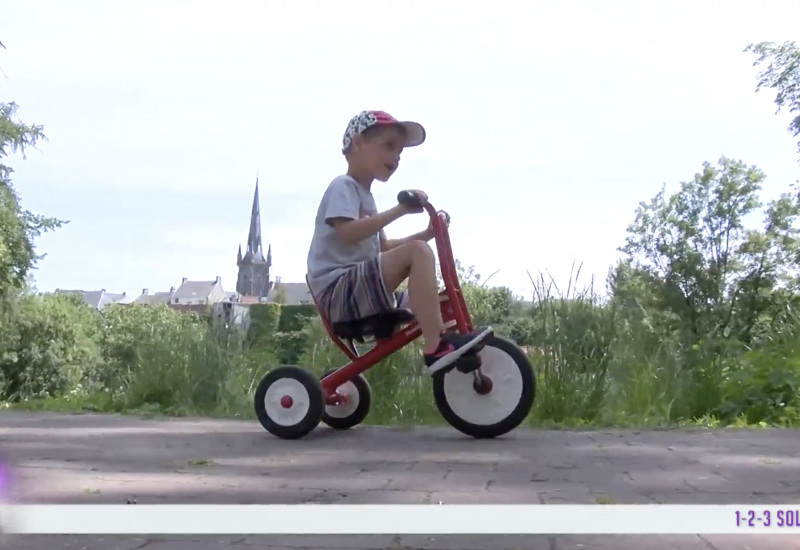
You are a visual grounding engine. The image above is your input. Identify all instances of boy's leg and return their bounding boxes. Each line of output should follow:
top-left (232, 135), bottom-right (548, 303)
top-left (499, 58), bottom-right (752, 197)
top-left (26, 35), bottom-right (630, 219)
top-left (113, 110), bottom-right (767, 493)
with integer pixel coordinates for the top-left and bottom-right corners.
top-left (379, 241), bottom-right (493, 373)
top-left (379, 240), bottom-right (441, 346)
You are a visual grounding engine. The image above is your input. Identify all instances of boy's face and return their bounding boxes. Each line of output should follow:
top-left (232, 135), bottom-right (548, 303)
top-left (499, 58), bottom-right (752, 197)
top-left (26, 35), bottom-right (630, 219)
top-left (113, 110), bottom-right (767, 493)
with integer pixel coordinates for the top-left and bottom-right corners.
top-left (350, 124), bottom-right (407, 182)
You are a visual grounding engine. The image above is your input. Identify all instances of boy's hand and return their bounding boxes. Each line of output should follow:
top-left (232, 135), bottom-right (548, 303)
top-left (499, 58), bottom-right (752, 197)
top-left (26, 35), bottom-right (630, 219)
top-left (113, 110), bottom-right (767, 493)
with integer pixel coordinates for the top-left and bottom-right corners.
top-left (397, 189), bottom-right (428, 214)
top-left (424, 210), bottom-right (450, 240)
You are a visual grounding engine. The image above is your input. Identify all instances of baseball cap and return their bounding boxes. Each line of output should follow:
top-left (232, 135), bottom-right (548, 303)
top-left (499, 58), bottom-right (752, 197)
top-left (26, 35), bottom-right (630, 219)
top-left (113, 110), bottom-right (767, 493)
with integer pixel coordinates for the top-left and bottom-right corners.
top-left (342, 110), bottom-right (426, 153)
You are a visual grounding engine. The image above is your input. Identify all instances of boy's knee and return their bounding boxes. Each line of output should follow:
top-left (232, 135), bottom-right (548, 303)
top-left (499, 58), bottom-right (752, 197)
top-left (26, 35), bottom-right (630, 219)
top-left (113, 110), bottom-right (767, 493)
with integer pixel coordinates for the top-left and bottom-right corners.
top-left (405, 240), bottom-right (434, 263)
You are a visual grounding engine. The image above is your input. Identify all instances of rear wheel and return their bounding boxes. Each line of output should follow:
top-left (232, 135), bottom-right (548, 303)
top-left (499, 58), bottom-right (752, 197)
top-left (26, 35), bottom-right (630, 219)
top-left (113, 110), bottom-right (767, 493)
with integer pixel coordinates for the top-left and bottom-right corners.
top-left (432, 336), bottom-right (535, 438)
top-left (254, 366), bottom-right (324, 440)
top-left (320, 369), bottom-right (371, 430)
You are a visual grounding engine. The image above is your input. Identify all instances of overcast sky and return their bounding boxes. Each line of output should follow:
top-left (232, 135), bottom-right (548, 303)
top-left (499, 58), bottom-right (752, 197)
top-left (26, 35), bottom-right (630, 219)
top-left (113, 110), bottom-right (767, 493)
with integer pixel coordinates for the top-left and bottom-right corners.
top-left (2, 0), bottom-right (799, 299)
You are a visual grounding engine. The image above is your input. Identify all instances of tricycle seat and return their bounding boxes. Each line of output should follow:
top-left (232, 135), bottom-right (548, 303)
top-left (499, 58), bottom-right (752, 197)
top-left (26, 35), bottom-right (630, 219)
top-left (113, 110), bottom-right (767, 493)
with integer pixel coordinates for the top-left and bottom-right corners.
top-left (331, 308), bottom-right (415, 341)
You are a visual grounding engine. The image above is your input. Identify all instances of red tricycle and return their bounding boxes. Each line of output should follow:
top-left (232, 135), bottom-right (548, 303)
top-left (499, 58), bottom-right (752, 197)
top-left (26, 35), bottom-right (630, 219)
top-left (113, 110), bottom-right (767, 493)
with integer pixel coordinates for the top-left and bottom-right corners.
top-left (253, 191), bottom-right (536, 439)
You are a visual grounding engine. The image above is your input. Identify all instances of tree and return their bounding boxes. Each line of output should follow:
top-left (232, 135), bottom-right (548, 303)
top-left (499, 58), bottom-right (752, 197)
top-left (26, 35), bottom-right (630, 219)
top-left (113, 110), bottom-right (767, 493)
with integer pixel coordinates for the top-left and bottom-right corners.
top-left (746, 41), bottom-right (800, 161)
top-left (618, 157), bottom-right (800, 344)
top-left (1, 44), bottom-right (67, 389)
top-left (0, 102), bottom-right (65, 302)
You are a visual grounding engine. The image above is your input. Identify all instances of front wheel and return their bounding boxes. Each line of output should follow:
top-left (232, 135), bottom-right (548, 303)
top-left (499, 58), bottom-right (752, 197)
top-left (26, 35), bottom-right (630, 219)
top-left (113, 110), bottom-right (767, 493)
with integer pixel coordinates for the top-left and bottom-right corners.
top-left (432, 335), bottom-right (535, 439)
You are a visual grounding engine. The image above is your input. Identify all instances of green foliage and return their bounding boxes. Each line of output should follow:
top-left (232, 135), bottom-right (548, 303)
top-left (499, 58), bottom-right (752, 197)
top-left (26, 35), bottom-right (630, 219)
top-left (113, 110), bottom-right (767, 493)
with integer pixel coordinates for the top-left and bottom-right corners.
top-left (0, 96), bottom-right (73, 403)
top-left (92, 303), bottom-right (263, 416)
top-left (0, 102), bottom-right (65, 299)
top-left (455, 261), bottom-right (517, 327)
top-left (0, 292), bottom-right (102, 400)
top-left (619, 157), bottom-right (800, 345)
top-left (245, 303), bottom-right (316, 364)
top-left (719, 338), bottom-right (800, 426)
top-left (746, 40), bottom-right (800, 159)
top-left (247, 303), bottom-right (281, 346)
top-left (277, 304), bottom-right (317, 332)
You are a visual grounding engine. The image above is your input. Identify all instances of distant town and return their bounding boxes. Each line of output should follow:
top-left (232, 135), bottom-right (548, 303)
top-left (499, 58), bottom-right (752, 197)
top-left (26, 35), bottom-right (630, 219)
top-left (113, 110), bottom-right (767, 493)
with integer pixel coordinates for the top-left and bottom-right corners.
top-left (59, 179), bottom-right (313, 315)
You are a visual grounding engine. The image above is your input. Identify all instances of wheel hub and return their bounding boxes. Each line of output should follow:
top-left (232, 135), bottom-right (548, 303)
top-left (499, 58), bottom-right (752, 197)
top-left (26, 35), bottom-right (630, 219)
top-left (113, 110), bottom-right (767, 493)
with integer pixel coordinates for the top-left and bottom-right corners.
top-left (473, 373), bottom-right (493, 395)
top-left (280, 395), bottom-right (293, 408)
top-left (325, 391), bottom-right (350, 406)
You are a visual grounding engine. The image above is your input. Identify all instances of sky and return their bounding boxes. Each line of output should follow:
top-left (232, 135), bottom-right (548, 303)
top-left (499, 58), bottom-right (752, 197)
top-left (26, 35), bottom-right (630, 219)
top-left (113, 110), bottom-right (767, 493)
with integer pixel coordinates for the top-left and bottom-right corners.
top-left (1, 0), bottom-right (799, 301)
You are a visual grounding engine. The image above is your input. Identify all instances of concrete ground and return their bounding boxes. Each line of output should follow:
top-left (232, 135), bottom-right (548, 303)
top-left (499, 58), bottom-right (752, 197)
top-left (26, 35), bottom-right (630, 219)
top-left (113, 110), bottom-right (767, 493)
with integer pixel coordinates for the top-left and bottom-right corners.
top-left (0, 411), bottom-right (798, 549)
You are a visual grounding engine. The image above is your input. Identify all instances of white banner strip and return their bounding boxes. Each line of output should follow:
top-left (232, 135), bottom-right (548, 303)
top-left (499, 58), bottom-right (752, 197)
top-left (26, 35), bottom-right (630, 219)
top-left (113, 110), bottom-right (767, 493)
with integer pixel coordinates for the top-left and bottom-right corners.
top-left (0, 505), bottom-right (798, 535)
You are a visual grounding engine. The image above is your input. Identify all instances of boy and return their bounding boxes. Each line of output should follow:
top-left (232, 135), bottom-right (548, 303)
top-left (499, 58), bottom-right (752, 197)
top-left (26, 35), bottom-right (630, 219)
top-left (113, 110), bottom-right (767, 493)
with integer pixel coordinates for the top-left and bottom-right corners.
top-left (306, 110), bottom-right (493, 374)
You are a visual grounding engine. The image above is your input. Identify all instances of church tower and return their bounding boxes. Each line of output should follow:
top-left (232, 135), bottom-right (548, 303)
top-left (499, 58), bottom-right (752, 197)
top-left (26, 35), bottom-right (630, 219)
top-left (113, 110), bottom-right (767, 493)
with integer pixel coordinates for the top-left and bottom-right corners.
top-left (236, 177), bottom-right (272, 299)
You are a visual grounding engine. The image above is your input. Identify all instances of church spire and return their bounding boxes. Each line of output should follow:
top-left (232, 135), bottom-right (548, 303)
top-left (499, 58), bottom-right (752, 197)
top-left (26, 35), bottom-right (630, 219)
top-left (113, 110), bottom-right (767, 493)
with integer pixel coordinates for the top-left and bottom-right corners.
top-left (236, 174), bottom-right (272, 299)
top-left (247, 177), bottom-right (262, 256)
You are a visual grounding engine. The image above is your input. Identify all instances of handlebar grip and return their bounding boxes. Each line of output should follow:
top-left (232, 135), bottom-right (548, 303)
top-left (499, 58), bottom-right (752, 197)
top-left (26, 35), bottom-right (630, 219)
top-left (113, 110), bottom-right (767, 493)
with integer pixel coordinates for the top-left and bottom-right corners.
top-left (397, 190), bottom-right (424, 209)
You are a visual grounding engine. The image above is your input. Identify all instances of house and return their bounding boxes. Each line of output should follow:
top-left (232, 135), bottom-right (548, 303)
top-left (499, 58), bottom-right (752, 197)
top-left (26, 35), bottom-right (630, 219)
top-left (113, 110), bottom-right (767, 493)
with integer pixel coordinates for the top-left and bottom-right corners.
top-left (211, 301), bottom-right (251, 331)
top-left (238, 295), bottom-right (267, 305)
top-left (267, 281), bottom-right (313, 306)
top-left (169, 276), bottom-right (227, 313)
top-left (60, 289), bottom-right (131, 311)
top-left (133, 287), bottom-right (175, 306)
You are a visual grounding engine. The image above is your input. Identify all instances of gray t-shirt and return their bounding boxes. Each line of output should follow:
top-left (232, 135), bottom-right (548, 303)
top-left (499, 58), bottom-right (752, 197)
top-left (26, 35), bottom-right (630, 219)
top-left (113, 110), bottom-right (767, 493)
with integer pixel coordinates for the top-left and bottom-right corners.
top-left (306, 175), bottom-right (380, 297)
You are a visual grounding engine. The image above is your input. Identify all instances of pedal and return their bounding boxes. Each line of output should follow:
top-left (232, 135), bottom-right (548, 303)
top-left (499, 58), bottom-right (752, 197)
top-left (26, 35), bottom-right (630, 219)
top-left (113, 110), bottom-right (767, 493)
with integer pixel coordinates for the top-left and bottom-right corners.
top-left (454, 354), bottom-right (482, 374)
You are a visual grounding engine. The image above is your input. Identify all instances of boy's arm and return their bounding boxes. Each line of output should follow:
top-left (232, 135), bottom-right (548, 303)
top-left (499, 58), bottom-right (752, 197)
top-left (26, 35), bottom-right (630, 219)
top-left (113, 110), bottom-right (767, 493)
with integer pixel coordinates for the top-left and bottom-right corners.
top-left (331, 206), bottom-right (406, 245)
top-left (325, 178), bottom-right (410, 245)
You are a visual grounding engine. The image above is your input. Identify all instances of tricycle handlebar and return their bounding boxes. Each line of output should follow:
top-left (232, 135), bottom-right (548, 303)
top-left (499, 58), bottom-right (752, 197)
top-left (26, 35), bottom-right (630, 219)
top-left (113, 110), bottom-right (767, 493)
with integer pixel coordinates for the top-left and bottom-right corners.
top-left (397, 190), bottom-right (425, 210)
top-left (396, 190), bottom-right (446, 223)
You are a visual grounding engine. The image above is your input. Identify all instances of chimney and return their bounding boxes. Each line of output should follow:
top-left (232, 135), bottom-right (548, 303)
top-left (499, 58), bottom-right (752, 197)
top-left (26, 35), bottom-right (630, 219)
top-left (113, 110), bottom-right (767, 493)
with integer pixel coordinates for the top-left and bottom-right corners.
top-left (215, 276), bottom-right (221, 284)
top-left (181, 277), bottom-right (187, 284)
top-left (169, 286), bottom-right (175, 293)
top-left (142, 288), bottom-right (148, 295)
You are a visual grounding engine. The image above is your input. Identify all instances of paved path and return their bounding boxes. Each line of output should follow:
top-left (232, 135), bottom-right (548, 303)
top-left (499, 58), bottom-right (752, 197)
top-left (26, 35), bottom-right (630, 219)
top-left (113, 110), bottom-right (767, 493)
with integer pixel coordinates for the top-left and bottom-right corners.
top-left (0, 411), bottom-right (798, 549)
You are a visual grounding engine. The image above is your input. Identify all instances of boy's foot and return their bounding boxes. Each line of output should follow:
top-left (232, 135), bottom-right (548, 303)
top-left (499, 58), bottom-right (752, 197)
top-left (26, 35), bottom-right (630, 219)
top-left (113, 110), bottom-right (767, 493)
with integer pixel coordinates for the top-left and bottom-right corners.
top-left (424, 327), bottom-right (494, 374)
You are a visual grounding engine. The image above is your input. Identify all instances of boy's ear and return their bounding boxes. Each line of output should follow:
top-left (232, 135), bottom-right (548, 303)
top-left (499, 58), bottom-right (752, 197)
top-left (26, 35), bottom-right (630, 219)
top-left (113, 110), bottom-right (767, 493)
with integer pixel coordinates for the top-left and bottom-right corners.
top-left (351, 132), bottom-right (371, 150)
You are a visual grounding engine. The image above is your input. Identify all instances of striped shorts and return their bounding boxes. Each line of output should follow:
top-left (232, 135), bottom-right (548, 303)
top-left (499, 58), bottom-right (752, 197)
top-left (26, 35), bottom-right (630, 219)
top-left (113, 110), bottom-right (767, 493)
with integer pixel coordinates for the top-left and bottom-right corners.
top-left (317, 256), bottom-right (409, 324)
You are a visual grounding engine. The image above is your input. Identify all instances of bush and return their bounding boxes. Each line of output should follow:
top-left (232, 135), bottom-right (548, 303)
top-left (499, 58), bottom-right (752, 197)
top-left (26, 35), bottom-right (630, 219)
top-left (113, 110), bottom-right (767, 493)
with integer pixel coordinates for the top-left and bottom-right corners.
top-left (278, 304), bottom-right (317, 332)
top-left (92, 303), bottom-right (261, 416)
top-left (0, 292), bottom-right (102, 400)
top-left (247, 303), bottom-right (281, 346)
top-left (718, 338), bottom-right (800, 426)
